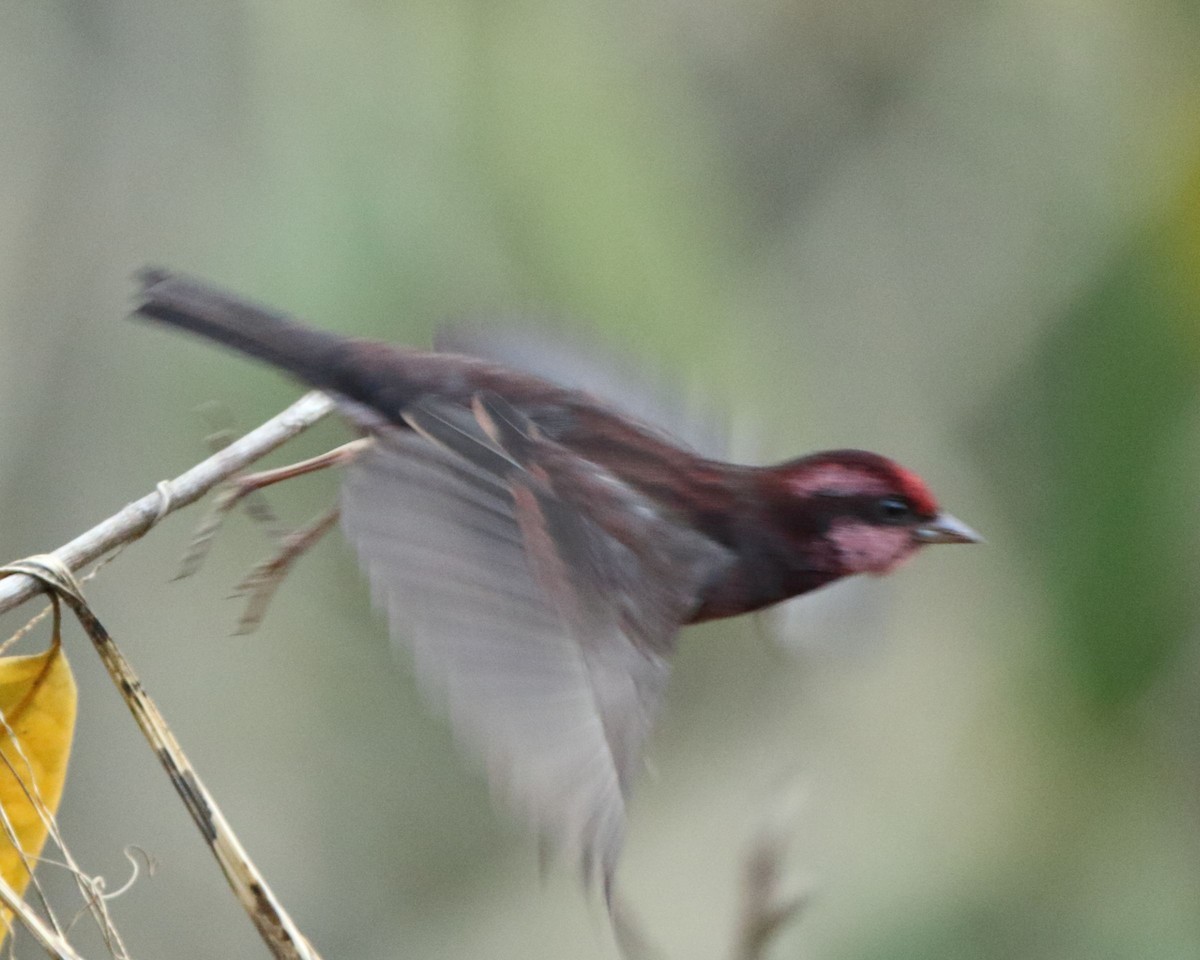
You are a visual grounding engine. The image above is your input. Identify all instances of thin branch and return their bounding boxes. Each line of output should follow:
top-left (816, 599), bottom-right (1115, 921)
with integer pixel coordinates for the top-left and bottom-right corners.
top-left (730, 779), bottom-right (811, 960)
top-left (0, 391), bottom-right (335, 618)
top-left (0, 870), bottom-right (85, 960)
top-left (0, 389), bottom-right (338, 957)
top-left (0, 557), bottom-right (325, 960)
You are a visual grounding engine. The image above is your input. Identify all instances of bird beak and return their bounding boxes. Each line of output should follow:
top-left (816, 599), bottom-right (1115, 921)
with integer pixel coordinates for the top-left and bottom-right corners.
top-left (914, 513), bottom-right (984, 545)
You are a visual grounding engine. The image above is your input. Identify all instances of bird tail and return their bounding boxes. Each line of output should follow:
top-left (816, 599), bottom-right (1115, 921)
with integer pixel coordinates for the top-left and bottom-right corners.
top-left (133, 268), bottom-right (351, 388)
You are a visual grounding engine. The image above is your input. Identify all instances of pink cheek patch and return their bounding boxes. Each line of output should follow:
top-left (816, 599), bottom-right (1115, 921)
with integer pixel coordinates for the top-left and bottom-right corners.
top-left (828, 519), bottom-right (917, 574)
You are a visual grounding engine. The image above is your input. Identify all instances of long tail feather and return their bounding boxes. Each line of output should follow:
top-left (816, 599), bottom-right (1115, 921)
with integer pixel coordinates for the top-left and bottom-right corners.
top-left (133, 268), bottom-right (349, 388)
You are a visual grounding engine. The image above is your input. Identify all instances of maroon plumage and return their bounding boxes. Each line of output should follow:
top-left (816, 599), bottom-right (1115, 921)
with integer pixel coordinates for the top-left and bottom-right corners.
top-left (133, 269), bottom-right (980, 891)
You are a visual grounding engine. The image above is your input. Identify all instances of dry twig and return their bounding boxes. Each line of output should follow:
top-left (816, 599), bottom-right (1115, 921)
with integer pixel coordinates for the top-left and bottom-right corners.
top-left (2, 551), bottom-right (326, 958)
top-left (0, 391), bottom-right (334, 619)
top-left (0, 393), bottom-right (335, 959)
top-left (730, 780), bottom-right (811, 960)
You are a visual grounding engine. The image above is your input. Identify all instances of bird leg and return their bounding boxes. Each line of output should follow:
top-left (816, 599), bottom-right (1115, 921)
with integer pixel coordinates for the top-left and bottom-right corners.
top-left (229, 506), bottom-right (343, 634)
top-left (174, 437), bottom-right (372, 630)
top-left (176, 438), bottom-right (372, 580)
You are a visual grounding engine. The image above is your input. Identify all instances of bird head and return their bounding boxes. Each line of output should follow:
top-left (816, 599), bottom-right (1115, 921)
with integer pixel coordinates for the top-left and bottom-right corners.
top-left (765, 449), bottom-right (982, 577)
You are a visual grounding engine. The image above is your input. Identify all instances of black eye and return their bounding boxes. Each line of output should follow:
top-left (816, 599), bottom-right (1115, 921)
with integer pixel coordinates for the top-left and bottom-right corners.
top-left (876, 496), bottom-right (913, 524)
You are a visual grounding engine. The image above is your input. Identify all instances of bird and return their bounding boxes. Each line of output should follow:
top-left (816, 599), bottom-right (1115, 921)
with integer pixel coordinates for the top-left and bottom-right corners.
top-left (132, 268), bottom-right (981, 894)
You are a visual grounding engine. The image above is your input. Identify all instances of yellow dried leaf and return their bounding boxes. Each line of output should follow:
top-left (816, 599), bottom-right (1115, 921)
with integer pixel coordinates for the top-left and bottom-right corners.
top-left (0, 646), bottom-right (77, 934)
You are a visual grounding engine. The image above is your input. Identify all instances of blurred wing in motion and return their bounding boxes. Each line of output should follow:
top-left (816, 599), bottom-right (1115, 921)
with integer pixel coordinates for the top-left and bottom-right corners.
top-left (436, 324), bottom-right (727, 458)
top-left (339, 394), bottom-right (732, 889)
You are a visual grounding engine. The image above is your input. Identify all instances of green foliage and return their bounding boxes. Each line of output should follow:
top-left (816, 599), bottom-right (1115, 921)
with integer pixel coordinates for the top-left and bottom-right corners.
top-left (978, 227), bottom-right (1199, 714)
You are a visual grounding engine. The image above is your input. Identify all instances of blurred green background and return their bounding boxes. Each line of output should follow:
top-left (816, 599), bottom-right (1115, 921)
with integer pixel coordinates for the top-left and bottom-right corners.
top-left (2, 1), bottom-right (1200, 957)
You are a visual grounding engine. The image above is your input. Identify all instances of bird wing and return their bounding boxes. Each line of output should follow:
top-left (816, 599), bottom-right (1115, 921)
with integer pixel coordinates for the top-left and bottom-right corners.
top-left (339, 394), bottom-right (732, 888)
top-left (435, 325), bottom-right (727, 458)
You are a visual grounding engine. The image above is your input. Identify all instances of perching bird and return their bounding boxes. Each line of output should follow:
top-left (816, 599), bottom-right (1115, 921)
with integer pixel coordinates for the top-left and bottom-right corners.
top-left (133, 269), bottom-right (980, 893)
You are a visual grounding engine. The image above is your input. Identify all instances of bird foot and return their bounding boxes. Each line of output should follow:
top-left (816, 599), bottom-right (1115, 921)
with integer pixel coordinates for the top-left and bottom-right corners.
top-left (173, 437), bottom-right (371, 581)
top-left (170, 435), bottom-right (370, 632)
top-left (229, 507), bottom-right (342, 634)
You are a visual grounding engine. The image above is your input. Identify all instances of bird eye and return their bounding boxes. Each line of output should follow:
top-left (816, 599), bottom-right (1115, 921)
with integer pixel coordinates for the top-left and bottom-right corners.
top-left (876, 496), bottom-right (913, 523)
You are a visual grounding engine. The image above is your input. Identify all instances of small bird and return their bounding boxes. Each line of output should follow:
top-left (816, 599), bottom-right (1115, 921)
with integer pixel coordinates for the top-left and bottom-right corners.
top-left (133, 269), bottom-right (980, 893)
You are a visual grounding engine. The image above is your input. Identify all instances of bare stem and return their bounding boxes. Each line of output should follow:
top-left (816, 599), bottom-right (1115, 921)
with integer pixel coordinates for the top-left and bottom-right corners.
top-left (0, 870), bottom-right (85, 960)
top-left (0, 391), bottom-right (335, 618)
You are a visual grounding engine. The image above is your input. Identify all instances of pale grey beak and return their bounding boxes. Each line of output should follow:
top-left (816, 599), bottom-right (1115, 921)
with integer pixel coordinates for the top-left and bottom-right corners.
top-left (914, 513), bottom-right (984, 545)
